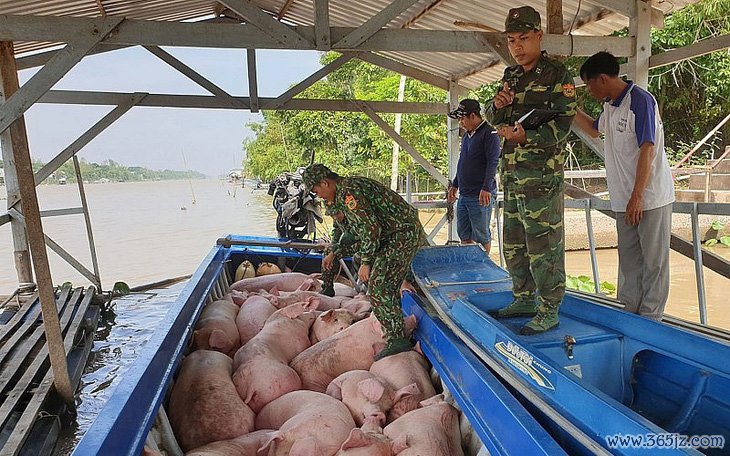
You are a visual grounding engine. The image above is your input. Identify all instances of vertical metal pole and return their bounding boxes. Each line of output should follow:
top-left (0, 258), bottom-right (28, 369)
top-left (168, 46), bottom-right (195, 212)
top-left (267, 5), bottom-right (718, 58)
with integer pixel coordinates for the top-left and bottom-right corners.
top-left (0, 43), bottom-right (74, 402)
top-left (446, 81), bottom-right (461, 242)
top-left (0, 41), bottom-right (33, 286)
top-left (496, 199), bottom-right (505, 268)
top-left (405, 172), bottom-right (412, 203)
top-left (584, 199), bottom-right (601, 293)
top-left (73, 156), bottom-right (101, 290)
top-left (390, 75), bottom-right (406, 191)
top-left (690, 203), bottom-right (708, 325)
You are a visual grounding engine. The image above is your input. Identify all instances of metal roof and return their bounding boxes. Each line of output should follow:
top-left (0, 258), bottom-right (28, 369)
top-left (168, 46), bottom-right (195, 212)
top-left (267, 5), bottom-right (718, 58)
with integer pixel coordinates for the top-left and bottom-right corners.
top-left (1, 0), bottom-right (693, 88)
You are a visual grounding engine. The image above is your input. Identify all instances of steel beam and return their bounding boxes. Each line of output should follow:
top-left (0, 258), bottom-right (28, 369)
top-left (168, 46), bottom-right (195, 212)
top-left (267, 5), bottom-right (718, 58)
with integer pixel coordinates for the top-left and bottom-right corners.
top-left (39, 90), bottom-right (449, 114)
top-left (217, 0), bottom-right (312, 48)
top-left (0, 16), bottom-right (124, 136)
top-left (74, 156), bottom-right (102, 290)
top-left (332, 0), bottom-right (421, 50)
top-left (355, 100), bottom-right (449, 187)
top-left (144, 45), bottom-right (248, 109)
top-left (314, 0), bottom-right (330, 50)
top-left (271, 52), bottom-right (356, 109)
top-left (0, 16), bottom-right (634, 55)
top-left (247, 49), bottom-right (259, 112)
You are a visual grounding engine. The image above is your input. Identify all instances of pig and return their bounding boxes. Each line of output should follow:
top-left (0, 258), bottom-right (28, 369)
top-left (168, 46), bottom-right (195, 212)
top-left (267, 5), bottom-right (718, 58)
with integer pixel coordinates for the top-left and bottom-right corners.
top-left (369, 349), bottom-right (437, 422)
top-left (256, 262), bottom-right (282, 276)
top-left (267, 288), bottom-right (344, 311)
top-left (336, 418), bottom-right (407, 456)
top-left (236, 295), bottom-right (278, 344)
top-left (310, 309), bottom-right (357, 344)
top-left (256, 390), bottom-right (356, 456)
top-left (334, 282), bottom-right (357, 297)
top-left (326, 370), bottom-right (420, 426)
top-left (191, 299), bottom-right (240, 357)
top-left (233, 303), bottom-right (317, 412)
top-left (235, 260), bottom-right (256, 282)
top-left (340, 294), bottom-right (372, 318)
top-left (382, 395), bottom-right (464, 456)
top-left (230, 272), bottom-right (321, 293)
top-left (223, 289), bottom-right (249, 306)
top-left (291, 314), bottom-right (417, 392)
top-left (168, 350), bottom-right (254, 452)
top-left (185, 429), bottom-right (274, 456)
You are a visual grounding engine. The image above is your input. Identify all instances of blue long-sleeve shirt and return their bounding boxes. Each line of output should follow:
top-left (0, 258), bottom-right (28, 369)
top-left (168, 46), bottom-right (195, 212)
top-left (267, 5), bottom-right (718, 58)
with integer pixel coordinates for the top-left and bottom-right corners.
top-left (452, 121), bottom-right (500, 196)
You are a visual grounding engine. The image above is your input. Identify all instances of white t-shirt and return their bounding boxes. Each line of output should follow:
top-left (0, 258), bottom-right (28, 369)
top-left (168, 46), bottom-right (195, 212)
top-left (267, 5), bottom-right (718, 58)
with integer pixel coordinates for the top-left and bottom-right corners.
top-left (596, 82), bottom-right (675, 212)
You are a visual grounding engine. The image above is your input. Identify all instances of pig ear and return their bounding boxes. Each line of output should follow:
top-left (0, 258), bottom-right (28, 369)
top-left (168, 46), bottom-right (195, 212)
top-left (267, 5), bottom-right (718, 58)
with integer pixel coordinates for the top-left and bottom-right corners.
top-left (289, 437), bottom-right (319, 456)
top-left (296, 279), bottom-right (313, 292)
top-left (258, 432), bottom-right (282, 455)
top-left (320, 309), bottom-right (335, 322)
top-left (305, 296), bottom-right (320, 310)
top-left (357, 378), bottom-right (385, 402)
top-left (208, 329), bottom-right (233, 351)
top-left (419, 394), bottom-right (444, 408)
top-left (280, 303), bottom-right (306, 319)
top-left (325, 380), bottom-right (343, 400)
top-left (340, 428), bottom-right (372, 450)
top-left (393, 383), bottom-right (420, 403)
top-left (391, 435), bottom-right (409, 454)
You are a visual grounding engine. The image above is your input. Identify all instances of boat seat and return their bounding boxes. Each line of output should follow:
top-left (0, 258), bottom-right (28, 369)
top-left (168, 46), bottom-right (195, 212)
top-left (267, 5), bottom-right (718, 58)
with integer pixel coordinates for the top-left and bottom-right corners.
top-left (630, 349), bottom-right (730, 451)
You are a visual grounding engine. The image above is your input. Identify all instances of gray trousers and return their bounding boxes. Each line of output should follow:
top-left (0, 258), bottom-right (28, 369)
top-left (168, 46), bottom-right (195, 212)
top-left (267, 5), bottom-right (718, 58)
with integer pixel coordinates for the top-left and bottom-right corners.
top-left (616, 203), bottom-right (672, 320)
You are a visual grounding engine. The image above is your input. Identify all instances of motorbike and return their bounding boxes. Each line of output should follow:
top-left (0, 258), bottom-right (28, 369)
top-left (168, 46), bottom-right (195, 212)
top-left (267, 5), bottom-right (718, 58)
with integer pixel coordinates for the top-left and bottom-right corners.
top-left (267, 168), bottom-right (322, 240)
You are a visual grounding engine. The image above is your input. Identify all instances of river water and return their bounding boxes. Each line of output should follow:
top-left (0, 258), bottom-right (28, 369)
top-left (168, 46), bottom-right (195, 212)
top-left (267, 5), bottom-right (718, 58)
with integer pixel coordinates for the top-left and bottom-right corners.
top-left (1, 179), bottom-right (729, 328)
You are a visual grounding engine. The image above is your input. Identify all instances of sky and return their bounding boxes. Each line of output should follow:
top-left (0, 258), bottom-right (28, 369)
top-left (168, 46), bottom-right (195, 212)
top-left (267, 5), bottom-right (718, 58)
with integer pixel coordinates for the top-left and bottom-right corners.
top-left (10, 47), bottom-right (324, 177)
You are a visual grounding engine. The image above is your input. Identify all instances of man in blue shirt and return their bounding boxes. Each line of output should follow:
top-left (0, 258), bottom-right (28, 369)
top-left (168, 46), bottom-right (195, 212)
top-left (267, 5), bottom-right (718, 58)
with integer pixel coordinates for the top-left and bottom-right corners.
top-left (447, 99), bottom-right (501, 253)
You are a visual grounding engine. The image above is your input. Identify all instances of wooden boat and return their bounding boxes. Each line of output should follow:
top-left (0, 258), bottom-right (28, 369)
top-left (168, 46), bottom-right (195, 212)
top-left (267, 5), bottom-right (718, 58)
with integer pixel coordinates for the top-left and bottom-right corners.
top-left (72, 235), bottom-right (563, 455)
top-left (412, 244), bottom-right (730, 456)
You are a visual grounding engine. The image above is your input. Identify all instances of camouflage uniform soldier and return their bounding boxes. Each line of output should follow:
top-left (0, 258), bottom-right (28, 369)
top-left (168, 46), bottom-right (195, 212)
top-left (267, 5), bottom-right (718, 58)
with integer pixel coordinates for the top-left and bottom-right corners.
top-left (485, 6), bottom-right (576, 334)
top-left (320, 201), bottom-right (359, 297)
top-left (303, 164), bottom-right (427, 359)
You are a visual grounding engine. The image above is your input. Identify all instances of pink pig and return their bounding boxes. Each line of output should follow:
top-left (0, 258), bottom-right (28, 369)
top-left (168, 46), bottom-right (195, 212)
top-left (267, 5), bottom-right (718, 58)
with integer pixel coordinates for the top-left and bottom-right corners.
top-left (256, 390), bottom-right (356, 456)
top-left (222, 289), bottom-right (249, 306)
top-left (185, 429), bottom-right (275, 456)
top-left (291, 314), bottom-right (417, 392)
top-left (268, 288), bottom-right (344, 311)
top-left (232, 303), bottom-right (317, 412)
top-left (235, 295), bottom-right (278, 344)
top-left (229, 272), bottom-right (321, 293)
top-left (191, 299), bottom-right (241, 357)
top-left (383, 395), bottom-right (464, 456)
top-left (369, 349), bottom-right (437, 422)
top-left (168, 350), bottom-right (254, 452)
top-left (310, 309), bottom-right (357, 344)
top-left (326, 370), bottom-right (420, 426)
top-left (336, 417), bottom-right (407, 456)
top-left (340, 294), bottom-right (372, 318)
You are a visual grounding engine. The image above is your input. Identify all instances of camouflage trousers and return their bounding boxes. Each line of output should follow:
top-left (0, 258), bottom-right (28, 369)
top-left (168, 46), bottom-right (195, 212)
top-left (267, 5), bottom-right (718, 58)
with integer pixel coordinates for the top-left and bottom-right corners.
top-left (503, 181), bottom-right (565, 310)
top-left (369, 227), bottom-right (427, 341)
top-left (321, 245), bottom-right (358, 290)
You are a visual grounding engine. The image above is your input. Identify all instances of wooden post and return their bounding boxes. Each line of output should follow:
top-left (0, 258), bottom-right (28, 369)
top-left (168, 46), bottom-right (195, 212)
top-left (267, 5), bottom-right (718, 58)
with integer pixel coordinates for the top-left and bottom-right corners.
top-left (0, 41), bottom-right (33, 286)
top-left (547, 0), bottom-right (564, 35)
top-left (0, 41), bottom-right (74, 403)
top-left (628, 0), bottom-right (651, 88)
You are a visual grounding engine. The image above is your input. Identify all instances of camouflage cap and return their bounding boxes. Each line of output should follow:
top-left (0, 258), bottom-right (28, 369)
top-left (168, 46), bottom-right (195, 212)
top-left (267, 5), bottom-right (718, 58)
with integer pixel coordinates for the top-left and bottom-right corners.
top-left (302, 163), bottom-right (332, 192)
top-left (504, 6), bottom-right (541, 33)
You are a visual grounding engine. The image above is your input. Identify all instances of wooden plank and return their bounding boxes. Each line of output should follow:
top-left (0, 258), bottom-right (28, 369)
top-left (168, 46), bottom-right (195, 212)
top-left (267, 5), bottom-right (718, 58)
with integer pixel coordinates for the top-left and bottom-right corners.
top-left (271, 52), bottom-right (356, 108)
top-left (217, 0), bottom-right (312, 48)
top-left (0, 287), bottom-right (71, 366)
top-left (247, 49), bottom-right (259, 113)
top-left (0, 287), bottom-right (94, 456)
top-left (314, 0), bottom-right (330, 50)
top-left (0, 293), bottom-right (39, 347)
top-left (332, 0), bottom-right (421, 50)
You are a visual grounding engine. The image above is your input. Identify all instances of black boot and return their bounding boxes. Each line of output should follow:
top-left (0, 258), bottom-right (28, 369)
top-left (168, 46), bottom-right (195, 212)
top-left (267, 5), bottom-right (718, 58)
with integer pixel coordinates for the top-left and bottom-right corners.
top-left (321, 284), bottom-right (335, 297)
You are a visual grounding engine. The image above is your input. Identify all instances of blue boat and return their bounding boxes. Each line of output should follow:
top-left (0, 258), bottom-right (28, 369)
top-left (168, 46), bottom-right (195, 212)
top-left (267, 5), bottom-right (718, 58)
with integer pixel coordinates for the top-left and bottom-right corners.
top-left (73, 236), bottom-right (564, 456)
top-left (412, 244), bottom-right (730, 455)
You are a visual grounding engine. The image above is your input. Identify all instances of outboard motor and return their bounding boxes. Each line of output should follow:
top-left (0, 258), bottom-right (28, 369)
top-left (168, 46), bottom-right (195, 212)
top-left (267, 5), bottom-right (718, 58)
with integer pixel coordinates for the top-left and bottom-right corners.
top-left (268, 168), bottom-right (322, 240)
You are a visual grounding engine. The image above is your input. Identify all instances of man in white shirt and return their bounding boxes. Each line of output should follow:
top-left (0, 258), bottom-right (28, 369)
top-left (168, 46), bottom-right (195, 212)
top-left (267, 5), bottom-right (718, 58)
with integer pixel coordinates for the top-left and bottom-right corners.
top-left (573, 52), bottom-right (675, 320)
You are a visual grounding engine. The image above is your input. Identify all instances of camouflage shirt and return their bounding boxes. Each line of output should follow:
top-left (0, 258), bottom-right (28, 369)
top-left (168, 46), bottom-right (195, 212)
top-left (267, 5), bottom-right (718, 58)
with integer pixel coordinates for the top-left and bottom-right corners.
top-left (334, 176), bottom-right (422, 265)
top-left (324, 200), bottom-right (354, 256)
top-left (485, 52), bottom-right (576, 188)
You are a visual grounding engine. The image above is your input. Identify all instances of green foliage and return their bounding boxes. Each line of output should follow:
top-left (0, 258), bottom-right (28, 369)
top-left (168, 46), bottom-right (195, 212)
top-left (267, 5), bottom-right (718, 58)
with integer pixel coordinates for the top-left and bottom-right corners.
top-left (711, 220), bottom-right (726, 231)
top-left (112, 281), bottom-right (131, 296)
top-left (705, 219), bottom-right (730, 246)
top-left (42, 158), bottom-right (206, 184)
top-left (243, 52), bottom-right (447, 183)
top-left (566, 274), bottom-right (616, 295)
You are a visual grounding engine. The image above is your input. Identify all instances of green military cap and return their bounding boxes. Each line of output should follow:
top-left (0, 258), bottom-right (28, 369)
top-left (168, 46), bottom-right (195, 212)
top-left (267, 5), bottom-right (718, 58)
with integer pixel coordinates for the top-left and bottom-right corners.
top-left (504, 6), bottom-right (541, 33)
top-left (302, 163), bottom-right (333, 192)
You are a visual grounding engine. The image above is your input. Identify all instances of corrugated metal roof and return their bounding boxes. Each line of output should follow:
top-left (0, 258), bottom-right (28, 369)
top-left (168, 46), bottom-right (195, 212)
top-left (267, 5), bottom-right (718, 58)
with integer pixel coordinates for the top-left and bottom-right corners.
top-left (0, 0), bottom-right (693, 88)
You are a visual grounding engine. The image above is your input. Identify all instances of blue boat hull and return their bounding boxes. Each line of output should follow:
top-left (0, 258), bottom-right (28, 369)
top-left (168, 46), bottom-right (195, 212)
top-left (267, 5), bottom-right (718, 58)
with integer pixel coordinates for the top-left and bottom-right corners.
top-left (412, 244), bottom-right (730, 455)
top-left (74, 236), bottom-right (563, 456)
